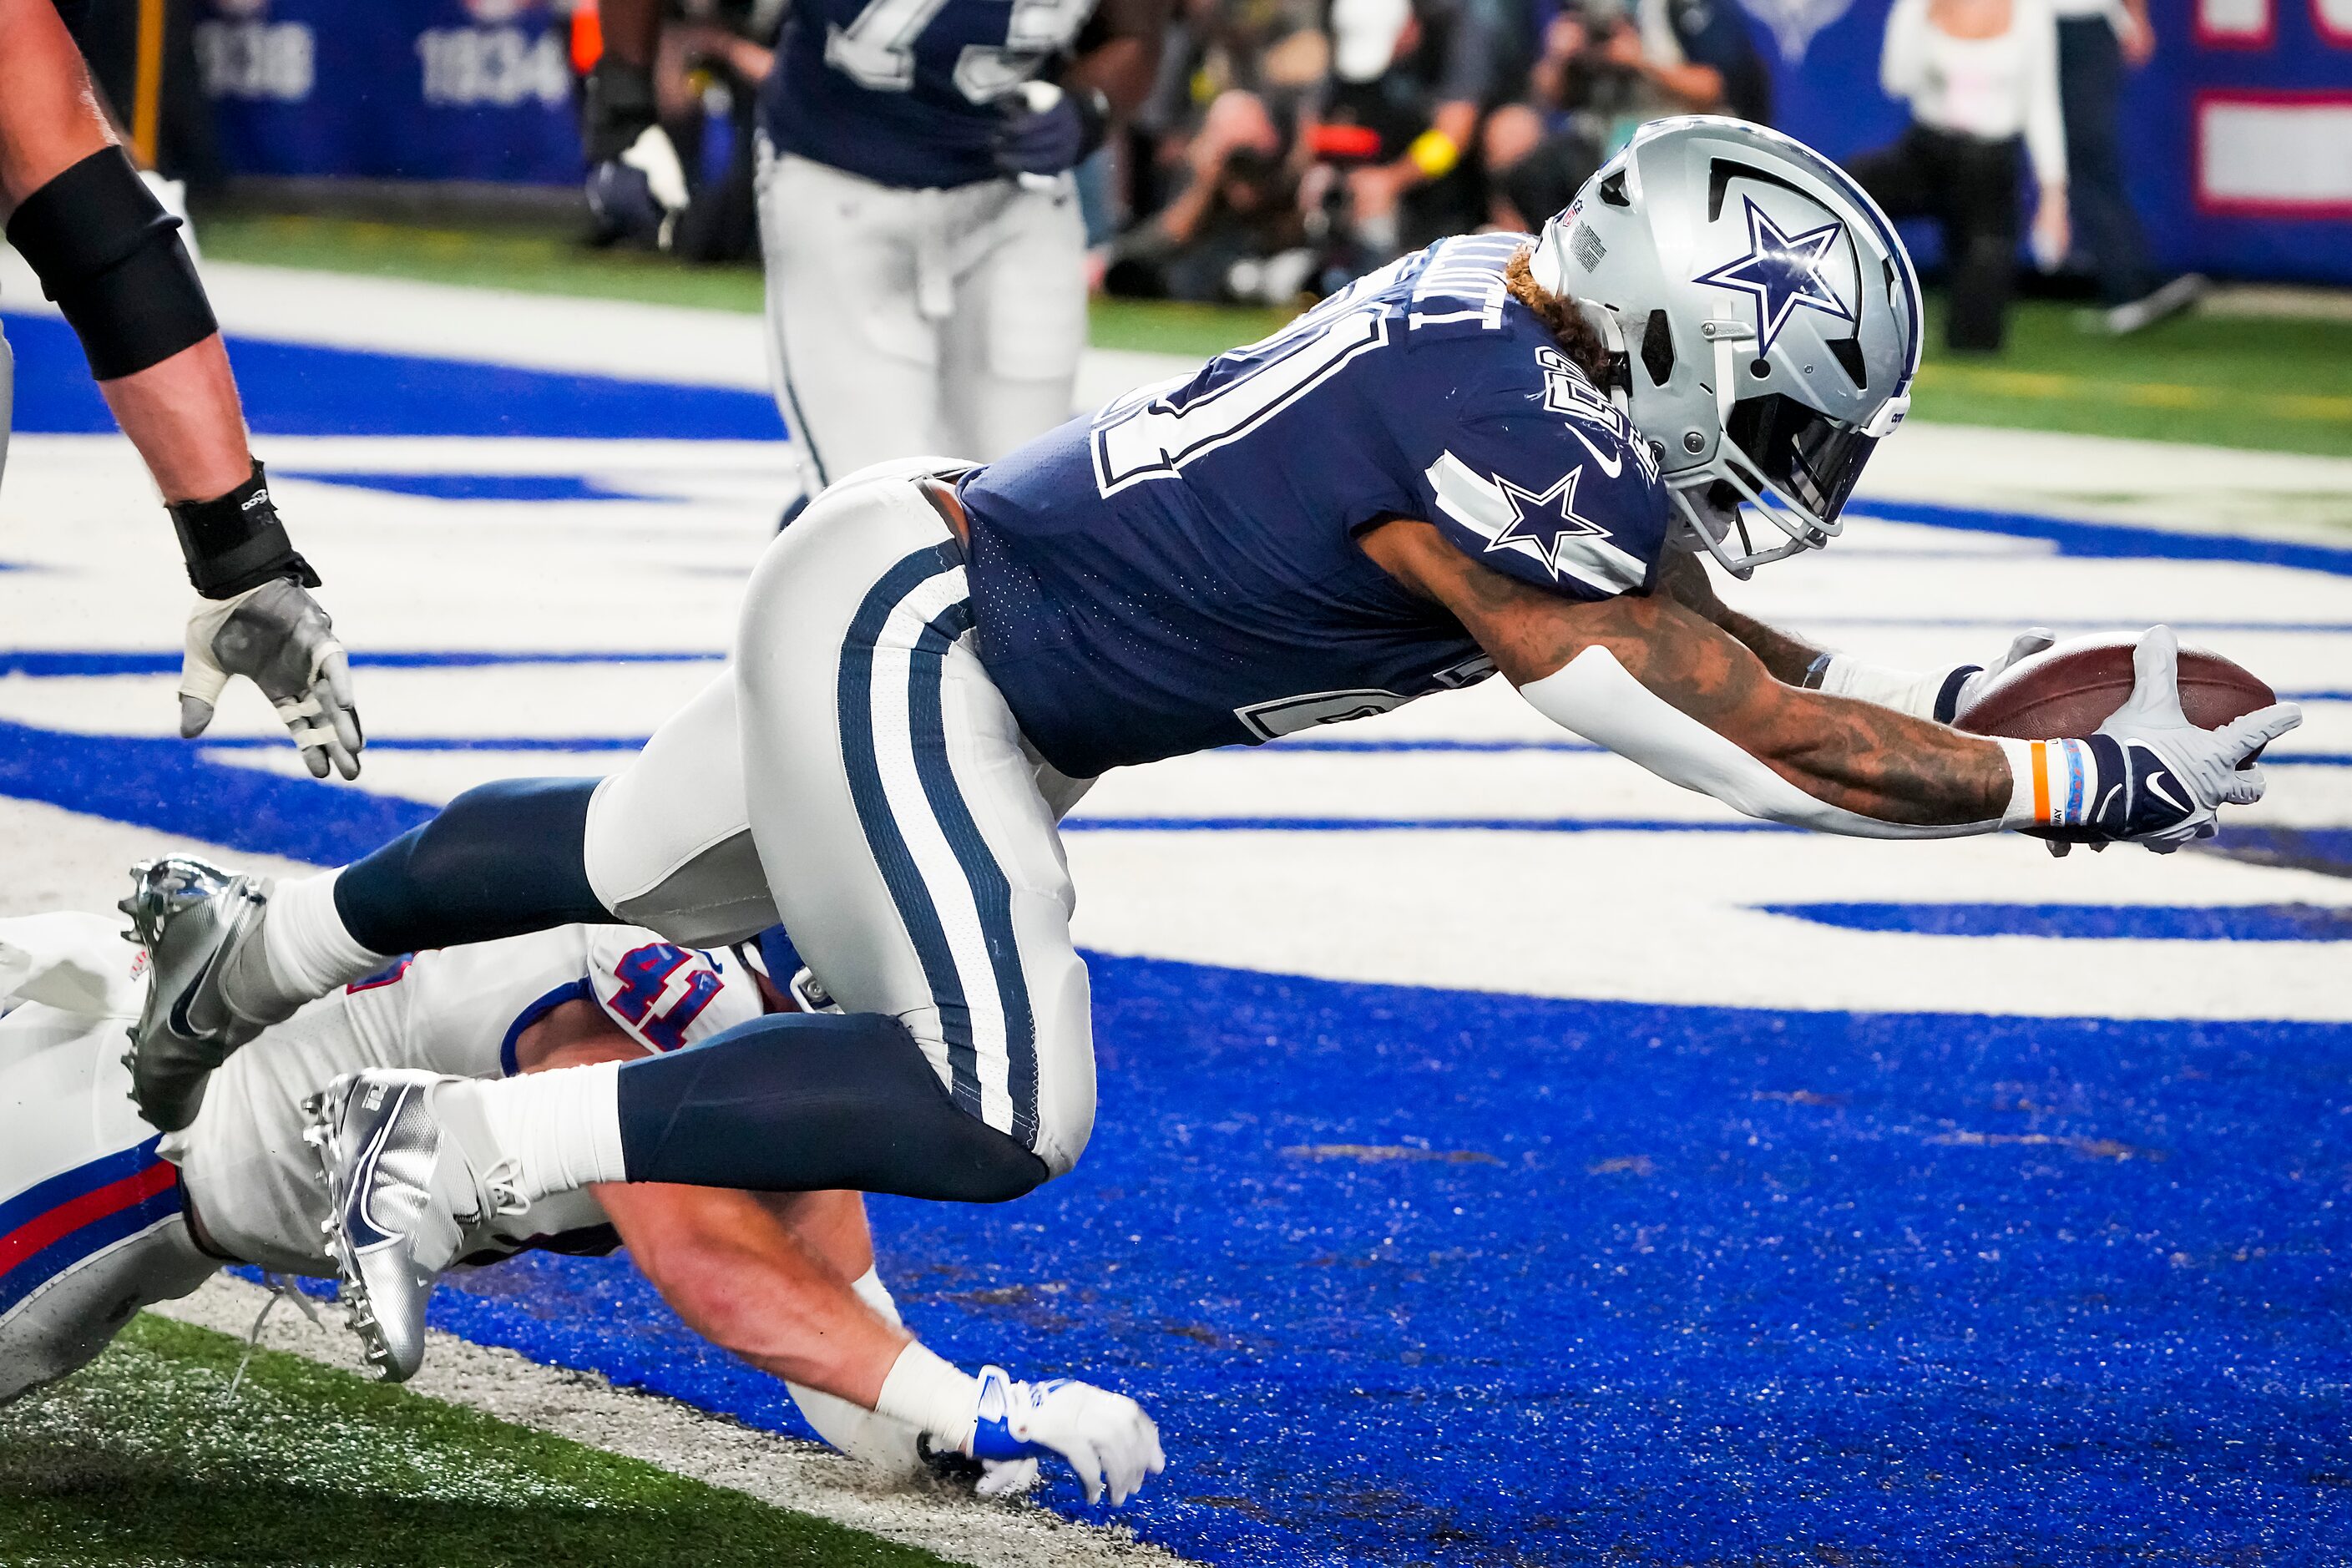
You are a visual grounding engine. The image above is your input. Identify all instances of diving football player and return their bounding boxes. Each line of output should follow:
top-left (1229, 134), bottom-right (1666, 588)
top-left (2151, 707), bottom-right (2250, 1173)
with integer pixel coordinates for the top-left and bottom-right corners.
top-left (124, 119), bottom-right (2298, 1380)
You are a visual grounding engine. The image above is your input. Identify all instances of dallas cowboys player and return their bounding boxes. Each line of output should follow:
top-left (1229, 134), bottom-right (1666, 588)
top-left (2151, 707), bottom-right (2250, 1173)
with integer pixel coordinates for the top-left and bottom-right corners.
top-left (679, 0), bottom-right (1171, 506)
top-left (124, 119), bottom-right (2298, 1379)
top-left (0, 900), bottom-right (1162, 1506)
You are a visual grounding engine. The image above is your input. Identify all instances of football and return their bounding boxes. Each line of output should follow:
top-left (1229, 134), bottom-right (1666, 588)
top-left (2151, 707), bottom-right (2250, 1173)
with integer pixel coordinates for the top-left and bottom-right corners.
top-left (1954, 632), bottom-right (2279, 741)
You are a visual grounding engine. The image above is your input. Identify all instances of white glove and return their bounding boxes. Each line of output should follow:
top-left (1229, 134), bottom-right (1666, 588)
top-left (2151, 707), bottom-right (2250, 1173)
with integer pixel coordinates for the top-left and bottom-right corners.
top-left (974, 1457), bottom-right (1044, 1499)
top-left (2080, 625), bottom-right (2299, 852)
top-left (1948, 628), bottom-right (2058, 717)
top-left (1812, 628), bottom-right (2056, 723)
top-left (969, 1366), bottom-right (1166, 1506)
top-left (181, 577), bottom-right (363, 780)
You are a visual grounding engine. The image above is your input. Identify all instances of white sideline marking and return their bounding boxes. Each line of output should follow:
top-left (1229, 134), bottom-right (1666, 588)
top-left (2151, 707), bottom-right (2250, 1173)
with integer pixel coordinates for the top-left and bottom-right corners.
top-left (154, 1276), bottom-right (1186, 1568)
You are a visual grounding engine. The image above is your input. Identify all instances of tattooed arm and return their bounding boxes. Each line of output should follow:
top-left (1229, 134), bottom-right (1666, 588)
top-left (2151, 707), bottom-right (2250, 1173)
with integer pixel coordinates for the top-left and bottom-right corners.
top-left (1361, 520), bottom-right (2012, 828)
top-left (1650, 548), bottom-right (1828, 687)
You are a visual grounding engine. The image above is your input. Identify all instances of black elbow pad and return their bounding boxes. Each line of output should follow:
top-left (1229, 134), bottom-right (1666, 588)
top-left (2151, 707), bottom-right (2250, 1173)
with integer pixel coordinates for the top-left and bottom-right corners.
top-left (5, 147), bottom-right (218, 381)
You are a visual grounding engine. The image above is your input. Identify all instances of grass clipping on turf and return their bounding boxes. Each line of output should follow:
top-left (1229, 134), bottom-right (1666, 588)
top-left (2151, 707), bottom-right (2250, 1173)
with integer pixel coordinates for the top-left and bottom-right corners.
top-left (0, 1313), bottom-right (955, 1567)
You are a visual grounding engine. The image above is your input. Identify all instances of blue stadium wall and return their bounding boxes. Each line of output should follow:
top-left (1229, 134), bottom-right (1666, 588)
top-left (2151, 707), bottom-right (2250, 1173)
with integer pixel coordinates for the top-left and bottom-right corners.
top-left (194, 0), bottom-right (2350, 283)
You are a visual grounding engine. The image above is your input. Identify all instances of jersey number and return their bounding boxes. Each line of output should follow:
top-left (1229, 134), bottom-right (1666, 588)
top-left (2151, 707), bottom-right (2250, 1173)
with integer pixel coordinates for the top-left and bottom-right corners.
top-left (606, 944), bottom-right (723, 1054)
top-left (1089, 268), bottom-right (1406, 497)
top-left (826, 0), bottom-right (1093, 102)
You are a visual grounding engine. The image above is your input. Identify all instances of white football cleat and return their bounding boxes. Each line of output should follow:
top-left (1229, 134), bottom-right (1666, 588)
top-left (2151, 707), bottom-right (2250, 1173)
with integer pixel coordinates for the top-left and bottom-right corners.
top-left (306, 1070), bottom-right (517, 1383)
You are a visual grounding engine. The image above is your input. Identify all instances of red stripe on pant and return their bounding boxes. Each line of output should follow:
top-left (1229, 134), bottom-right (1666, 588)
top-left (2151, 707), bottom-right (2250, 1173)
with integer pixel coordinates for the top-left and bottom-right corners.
top-left (0, 1160), bottom-right (177, 1278)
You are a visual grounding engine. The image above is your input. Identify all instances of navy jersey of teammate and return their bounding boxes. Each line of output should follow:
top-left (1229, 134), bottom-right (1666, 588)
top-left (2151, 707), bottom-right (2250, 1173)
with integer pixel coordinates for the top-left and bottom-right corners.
top-left (959, 232), bottom-right (1672, 778)
top-left (762, 0), bottom-right (1097, 189)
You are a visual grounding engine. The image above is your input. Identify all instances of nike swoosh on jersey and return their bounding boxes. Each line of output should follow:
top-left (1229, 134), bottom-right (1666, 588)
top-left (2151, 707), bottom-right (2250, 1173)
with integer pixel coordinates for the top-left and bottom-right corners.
top-left (1558, 422), bottom-right (1625, 479)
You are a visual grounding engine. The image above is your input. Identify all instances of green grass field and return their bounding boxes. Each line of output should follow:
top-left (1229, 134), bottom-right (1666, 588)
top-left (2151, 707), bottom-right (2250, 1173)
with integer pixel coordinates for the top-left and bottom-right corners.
top-left (0, 1314), bottom-right (952, 1568)
top-left (195, 210), bottom-right (2352, 460)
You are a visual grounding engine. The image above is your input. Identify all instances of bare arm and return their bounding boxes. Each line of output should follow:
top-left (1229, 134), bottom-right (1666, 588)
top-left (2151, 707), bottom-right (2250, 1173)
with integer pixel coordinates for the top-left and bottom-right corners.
top-left (518, 1006), bottom-right (908, 1405)
top-left (1, 0), bottom-right (251, 503)
top-left (1651, 548), bottom-right (1829, 686)
top-left (1362, 519), bottom-right (2011, 827)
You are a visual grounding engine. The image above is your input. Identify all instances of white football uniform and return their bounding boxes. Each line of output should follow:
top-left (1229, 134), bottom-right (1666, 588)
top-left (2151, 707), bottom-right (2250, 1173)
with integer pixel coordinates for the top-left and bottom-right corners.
top-left (760, 150), bottom-right (1087, 496)
top-left (753, 0), bottom-right (1094, 500)
top-left (0, 916), bottom-right (759, 1401)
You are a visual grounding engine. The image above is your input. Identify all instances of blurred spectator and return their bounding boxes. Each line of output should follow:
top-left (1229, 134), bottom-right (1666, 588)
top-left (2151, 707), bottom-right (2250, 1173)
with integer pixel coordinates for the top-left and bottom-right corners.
top-left (1107, 87), bottom-right (1312, 300)
top-left (1305, 0), bottom-right (1509, 257)
top-left (1849, 0), bottom-right (2066, 353)
top-left (2051, 0), bottom-right (2202, 332)
top-left (1479, 100), bottom-right (1601, 231)
top-left (1527, 0), bottom-right (1770, 140)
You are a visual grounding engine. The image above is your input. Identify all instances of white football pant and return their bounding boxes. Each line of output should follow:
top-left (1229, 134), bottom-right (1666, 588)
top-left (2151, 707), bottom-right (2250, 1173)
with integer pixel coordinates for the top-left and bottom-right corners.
top-left (583, 461), bottom-right (1099, 1179)
top-left (757, 146), bottom-right (1087, 497)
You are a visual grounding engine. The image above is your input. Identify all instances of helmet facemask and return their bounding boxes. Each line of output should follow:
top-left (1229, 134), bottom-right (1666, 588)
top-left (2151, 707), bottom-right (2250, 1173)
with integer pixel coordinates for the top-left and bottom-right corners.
top-left (1649, 307), bottom-right (1909, 578)
top-left (1532, 118), bottom-right (1922, 581)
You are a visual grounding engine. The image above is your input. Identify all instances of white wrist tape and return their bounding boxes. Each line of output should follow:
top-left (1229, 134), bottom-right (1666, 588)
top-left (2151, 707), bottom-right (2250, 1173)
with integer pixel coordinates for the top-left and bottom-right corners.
top-left (1995, 735), bottom-right (2098, 830)
top-left (1809, 651), bottom-right (1980, 722)
top-left (875, 1340), bottom-right (980, 1451)
top-left (1518, 646), bottom-right (2003, 839)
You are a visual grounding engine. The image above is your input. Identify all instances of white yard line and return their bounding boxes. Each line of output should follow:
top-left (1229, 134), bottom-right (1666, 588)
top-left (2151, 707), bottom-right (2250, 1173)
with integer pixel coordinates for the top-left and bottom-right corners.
top-left (13, 249), bottom-right (2350, 543)
top-left (154, 1275), bottom-right (1186, 1568)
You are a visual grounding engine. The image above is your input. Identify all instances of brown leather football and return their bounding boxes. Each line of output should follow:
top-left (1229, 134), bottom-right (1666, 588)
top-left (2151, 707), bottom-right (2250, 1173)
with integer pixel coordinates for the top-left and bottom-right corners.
top-left (1955, 632), bottom-right (2277, 740)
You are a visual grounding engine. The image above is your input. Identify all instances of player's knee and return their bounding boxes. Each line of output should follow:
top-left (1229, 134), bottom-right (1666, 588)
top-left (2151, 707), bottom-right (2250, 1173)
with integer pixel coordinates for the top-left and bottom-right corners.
top-left (1025, 957), bottom-right (1098, 1181)
top-left (341, 777), bottom-right (606, 953)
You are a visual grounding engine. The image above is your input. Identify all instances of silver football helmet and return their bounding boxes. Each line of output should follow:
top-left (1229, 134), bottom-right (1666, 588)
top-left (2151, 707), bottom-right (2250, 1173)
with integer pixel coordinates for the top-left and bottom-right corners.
top-left (1529, 117), bottom-right (1922, 577)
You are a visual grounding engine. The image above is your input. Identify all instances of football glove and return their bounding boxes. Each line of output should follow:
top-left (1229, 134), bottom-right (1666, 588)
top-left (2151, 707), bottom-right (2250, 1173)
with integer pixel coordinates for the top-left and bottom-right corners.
top-left (1810, 629), bottom-right (2056, 723)
top-left (966, 1365), bottom-right (1164, 1506)
top-left (181, 577), bottom-right (363, 780)
top-left (992, 81), bottom-right (1109, 181)
top-left (2026, 626), bottom-right (2299, 854)
top-left (581, 59), bottom-right (687, 250)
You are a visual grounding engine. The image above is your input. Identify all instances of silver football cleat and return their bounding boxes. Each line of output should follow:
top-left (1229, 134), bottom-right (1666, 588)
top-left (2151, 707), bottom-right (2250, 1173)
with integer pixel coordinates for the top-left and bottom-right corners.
top-left (119, 856), bottom-right (281, 1132)
top-left (306, 1069), bottom-right (514, 1383)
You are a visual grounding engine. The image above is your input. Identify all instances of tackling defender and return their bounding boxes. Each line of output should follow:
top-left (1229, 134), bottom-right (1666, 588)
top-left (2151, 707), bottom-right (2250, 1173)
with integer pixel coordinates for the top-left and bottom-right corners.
top-left (125, 119), bottom-right (2299, 1378)
top-left (0, 0), bottom-right (361, 779)
top-left (0, 898), bottom-right (1162, 1505)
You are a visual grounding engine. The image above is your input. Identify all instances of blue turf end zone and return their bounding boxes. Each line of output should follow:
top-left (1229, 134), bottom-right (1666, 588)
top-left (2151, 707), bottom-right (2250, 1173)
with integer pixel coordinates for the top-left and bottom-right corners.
top-left (417, 955), bottom-right (2352, 1566)
top-left (3, 311), bottom-right (783, 442)
top-left (1766, 902), bottom-right (2352, 942)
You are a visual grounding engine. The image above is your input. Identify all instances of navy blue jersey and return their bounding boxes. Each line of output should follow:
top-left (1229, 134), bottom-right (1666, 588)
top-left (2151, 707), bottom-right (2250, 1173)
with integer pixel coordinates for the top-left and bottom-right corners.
top-left (761, 0), bottom-right (1095, 189)
top-left (959, 234), bottom-right (1672, 778)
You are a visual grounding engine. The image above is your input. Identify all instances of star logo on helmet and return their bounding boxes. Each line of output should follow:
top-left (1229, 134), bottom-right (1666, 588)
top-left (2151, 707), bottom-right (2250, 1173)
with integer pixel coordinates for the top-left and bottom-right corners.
top-left (1694, 197), bottom-right (1854, 354)
top-left (1486, 468), bottom-right (1607, 582)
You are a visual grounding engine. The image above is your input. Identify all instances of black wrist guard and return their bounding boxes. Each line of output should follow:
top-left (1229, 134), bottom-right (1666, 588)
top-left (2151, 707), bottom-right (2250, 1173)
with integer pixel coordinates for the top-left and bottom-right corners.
top-left (4, 148), bottom-right (218, 382)
top-left (169, 463), bottom-right (321, 599)
top-left (582, 58), bottom-right (659, 163)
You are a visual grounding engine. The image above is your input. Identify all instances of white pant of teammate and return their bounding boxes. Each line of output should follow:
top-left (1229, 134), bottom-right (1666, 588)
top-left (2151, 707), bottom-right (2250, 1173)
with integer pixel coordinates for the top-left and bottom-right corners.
top-left (756, 145), bottom-right (1088, 495)
top-left (584, 459), bottom-right (1099, 1179)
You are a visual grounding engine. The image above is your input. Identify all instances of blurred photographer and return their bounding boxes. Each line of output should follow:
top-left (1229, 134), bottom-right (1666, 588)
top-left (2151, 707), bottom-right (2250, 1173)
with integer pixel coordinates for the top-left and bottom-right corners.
top-left (1530, 0), bottom-right (1771, 137)
top-left (1107, 88), bottom-right (1312, 301)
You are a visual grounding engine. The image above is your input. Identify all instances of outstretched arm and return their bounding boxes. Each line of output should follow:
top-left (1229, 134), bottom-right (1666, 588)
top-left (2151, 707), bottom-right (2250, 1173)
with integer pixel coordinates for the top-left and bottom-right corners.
top-left (522, 1004), bottom-right (1163, 1504)
top-left (1655, 548), bottom-right (2056, 721)
top-left (1365, 522), bottom-right (2008, 829)
top-left (1361, 519), bottom-right (2291, 843)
